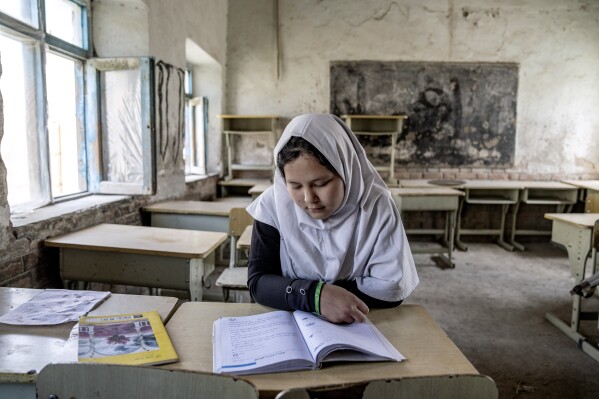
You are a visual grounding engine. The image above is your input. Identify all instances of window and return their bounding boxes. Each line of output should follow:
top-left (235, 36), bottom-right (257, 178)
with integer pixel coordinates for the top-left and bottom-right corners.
top-left (183, 68), bottom-right (207, 176)
top-left (0, 0), bottom-right (155, 214)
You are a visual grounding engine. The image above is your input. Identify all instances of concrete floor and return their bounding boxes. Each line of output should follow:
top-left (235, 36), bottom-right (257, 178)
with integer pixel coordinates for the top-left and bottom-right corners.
top-left (206, 240), bottom-right (599, 399)
top-left (405, 241), bottom-right (599, 399)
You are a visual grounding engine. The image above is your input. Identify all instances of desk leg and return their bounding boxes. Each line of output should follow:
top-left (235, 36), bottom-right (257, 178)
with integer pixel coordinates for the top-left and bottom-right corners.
top-left (497, 204), bottom-right (515, 251)
top-left (508, 201), bottom-right (526, 251)
top-left (189, 252), bottom-right (216, 302)
top-left (455, 197), bottom-right (468, 251)
top-left (545, 222), bottom-right (599, 362)
top-left (439, 210), bottom-right (457, 268)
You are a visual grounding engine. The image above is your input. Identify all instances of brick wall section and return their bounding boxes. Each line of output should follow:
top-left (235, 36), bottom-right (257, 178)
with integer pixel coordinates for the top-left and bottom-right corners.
top-left (0, 175), bottom-right (220, 288)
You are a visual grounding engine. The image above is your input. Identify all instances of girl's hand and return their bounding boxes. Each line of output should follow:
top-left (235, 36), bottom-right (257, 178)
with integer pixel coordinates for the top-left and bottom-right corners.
top-left (319, 284), bottom-right (369, 323)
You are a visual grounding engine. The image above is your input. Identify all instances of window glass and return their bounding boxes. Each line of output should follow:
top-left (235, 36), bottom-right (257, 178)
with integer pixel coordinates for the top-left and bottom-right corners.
top-left (184, 96), bottom-right (207, 175)
top-left (46, 52), bottom-right (86, 197)
top-left (0, 32), bottom-right (46, 212)
top-left (45, 0), bottom-right (84, 48)
top-left (100, 69), bottom-right (143, 184)
top-left (0, 0), bottom-right (38, 28)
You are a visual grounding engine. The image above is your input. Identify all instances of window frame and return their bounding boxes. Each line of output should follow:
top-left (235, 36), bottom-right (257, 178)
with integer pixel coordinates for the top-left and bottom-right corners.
top-left (1, 1), bottom-right (157, 213)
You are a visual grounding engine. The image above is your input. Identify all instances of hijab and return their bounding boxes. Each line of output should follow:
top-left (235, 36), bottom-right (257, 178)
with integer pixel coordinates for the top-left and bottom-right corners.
top-left (247, 113), bottom-right (418, 301)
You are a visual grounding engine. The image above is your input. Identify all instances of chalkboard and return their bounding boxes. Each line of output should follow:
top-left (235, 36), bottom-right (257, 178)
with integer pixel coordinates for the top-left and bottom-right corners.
top-left (330, 61), bottom-right (518, 167)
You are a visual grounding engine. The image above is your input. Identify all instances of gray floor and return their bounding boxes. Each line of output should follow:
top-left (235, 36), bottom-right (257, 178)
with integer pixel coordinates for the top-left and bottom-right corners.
top-left (204, 241), bottom-right (599, 398)
top-left (405, 241), bottom-right (599, 399)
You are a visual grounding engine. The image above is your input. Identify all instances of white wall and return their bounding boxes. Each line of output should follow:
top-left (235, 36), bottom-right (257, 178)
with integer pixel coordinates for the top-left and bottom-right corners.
top-left (226, 0), bottom-right (599, 177)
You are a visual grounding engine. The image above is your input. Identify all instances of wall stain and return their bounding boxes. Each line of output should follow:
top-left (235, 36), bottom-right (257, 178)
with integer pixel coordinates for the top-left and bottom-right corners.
top-left (156, 61), bottom-right (185, 165)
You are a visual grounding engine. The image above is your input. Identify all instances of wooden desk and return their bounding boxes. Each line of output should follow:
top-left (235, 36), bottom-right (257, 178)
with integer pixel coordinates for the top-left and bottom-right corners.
top-left (143, 197), bottom-right (252, 233)
top-left (508, 181), bottom-right (579, 250)
top-left (456, 180), bottom-right (523, 251)
top-left (342, 115), bottom-right (407, 184)
top-left (162, 302), bottom-right (480, 398)
top-left (219, 178), bottom-right (273, 197)
top-left (45, 224), bottom-right (227, 301)
top-left (249, 182), bottom-right (272, 198)
top-left (561, 180), bottom-right (599, 213)
top-left (143, 198), bottom-right (252, 268)
top-left (389, 187), bottom-right (464, 268)
top-left (544, 213), bottom-right (599, 362)
top-left (0, 287), bottom-right (179, 397)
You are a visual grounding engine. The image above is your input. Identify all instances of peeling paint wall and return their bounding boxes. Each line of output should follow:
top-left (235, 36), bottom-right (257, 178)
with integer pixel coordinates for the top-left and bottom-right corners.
top-left (226, 0), bottom-right (599, 178)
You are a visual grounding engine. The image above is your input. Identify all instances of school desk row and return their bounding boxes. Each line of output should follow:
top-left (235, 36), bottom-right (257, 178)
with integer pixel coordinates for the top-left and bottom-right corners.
top-left (0, 287), bottom-right (498, 399)
top-left (44, 196), bottom-right (255, 301)
top-left (43, 179), bottom-right (599, 296)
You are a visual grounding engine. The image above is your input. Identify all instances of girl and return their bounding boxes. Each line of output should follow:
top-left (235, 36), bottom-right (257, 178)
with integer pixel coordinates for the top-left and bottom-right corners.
top-left (246, 113), bottom-right (418, 324)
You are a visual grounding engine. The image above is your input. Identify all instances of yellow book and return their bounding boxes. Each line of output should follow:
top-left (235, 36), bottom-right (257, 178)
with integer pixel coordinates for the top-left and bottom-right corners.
top-left (78, 311), bottom-right (178, 366)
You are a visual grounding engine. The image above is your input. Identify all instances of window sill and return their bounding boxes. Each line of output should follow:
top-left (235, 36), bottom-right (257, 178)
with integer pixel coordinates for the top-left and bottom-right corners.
top-left (10, 195), bottom-right (130, 228)
top-left (185, 174), bottom-right (209, 183)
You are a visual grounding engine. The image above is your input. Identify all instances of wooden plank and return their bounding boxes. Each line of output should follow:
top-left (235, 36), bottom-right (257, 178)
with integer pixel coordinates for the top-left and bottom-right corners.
top-left (545, 213), bottom-right (599, 228)
top-left (143, 198), bottom-right (252, 216)
top-left (45, 224), bottom-right (227, 259)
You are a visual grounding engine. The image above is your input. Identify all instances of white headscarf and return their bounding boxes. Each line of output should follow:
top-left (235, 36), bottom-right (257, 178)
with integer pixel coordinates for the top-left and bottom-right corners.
top-left (247, 114), bottom-right (418, 301)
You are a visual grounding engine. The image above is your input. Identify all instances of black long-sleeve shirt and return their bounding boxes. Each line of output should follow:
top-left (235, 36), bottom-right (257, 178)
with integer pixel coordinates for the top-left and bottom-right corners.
top-left (247, 220), bottom-right (402, 312)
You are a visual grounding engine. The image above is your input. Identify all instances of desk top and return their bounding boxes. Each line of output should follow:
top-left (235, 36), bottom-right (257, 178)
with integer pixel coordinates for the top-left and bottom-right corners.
top-left (341, 114), bottom-right (408, 120)
top-left (389, 187), bottom-right (465, 197)
top-left (398, 179), bottom-right (575, 190)
top-left (218, 178), bottom-right (272, 187)
top-left (249, 183), bottom-right (272, 196)
top-left (218, 115), bottom-right (278, 119)
top-left (162, 302), bottom-right (477, 395)
top-left (45, 223), bottom-right (227, 259)
top-left (462, 180), bottom-right (524, 189)
top-left (519, 181), bottom-right (579, 190)
top-left (143, 197), bottom-right (252, 216)
top-left (0, 287), bottom-right (179, 383)
top-left (545, 213), bottom-right (599, 228)
top-left (561, 180), bottom-right (599, 191)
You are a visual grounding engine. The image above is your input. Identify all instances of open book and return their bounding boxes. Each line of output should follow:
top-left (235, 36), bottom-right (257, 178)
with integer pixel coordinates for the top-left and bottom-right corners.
top-left (213, 310), bottom-right (404, 375)
top-left (78, 311), bottom-right (178, 366)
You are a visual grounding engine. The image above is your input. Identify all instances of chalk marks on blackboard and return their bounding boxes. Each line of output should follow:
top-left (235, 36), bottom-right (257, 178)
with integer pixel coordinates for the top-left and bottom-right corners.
top-left (330, 61), bottom-right (518, 167)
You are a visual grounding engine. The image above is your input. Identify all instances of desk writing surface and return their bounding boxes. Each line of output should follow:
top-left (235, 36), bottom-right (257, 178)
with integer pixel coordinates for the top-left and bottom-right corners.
top-left (399, 179), bottom-right (466, 188)
top-left (561, 180), bottom-right (599, 192)
top-left (249, 182), bottom-right (272, 196)
top-left (45, 223), bottom-right (227, 259)
top-left (389, 187), bottom-right (464, 196)
top-left (163, 302), bottom-right (477, 394)
top-left (0, 288), bottom-right (179, 383)
top-left (519, 181), bottom-right (577, 189)
top-left (143, 198), bottom-right (252, 216)
top-left (544, 213), bottom-right (599, 228)
top-left (463, 180), bottom-right (524, 189)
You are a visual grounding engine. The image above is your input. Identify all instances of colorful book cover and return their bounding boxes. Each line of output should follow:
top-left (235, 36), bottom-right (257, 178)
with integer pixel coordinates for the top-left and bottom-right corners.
top-left (78, 311), bottom-right (178, 366)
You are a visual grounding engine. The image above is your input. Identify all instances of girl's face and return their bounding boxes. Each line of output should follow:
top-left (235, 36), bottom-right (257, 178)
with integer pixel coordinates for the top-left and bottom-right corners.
top-left (283, 153), bottom-right (345, 220)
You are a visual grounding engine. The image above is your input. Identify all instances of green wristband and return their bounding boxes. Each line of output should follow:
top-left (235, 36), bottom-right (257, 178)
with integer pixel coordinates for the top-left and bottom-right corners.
top-left (314, 281), bottom-right (325, 315)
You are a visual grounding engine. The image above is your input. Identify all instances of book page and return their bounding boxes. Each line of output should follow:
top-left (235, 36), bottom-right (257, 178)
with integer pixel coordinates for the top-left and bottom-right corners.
top-left (213, 310), bottom-right (314, 375)
top-left (292, 311), bottom-right (405, 364)
top-left (0, 289), bottom-right (111, 325)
